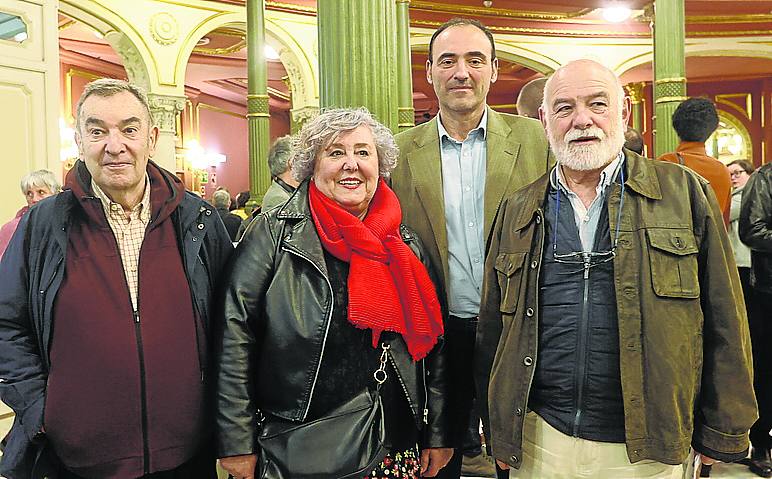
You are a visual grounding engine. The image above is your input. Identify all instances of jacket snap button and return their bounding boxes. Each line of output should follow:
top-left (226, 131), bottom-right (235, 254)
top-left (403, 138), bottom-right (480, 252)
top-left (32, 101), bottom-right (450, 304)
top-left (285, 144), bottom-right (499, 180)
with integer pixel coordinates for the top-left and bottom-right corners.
top-left (530, 260), bottom-right (538, 269)
top-left (515, 407), bottom-right (523, 416)
top-left (205, 210), bottom-right (212, 216)
top-left (192, 237), bottom-right (198, 242)
top-left (535, 216), bottom-right (541, 224)
top-left (523, 356), bottom-right (533, 366)
top-left (197, 223), bottom-right (205, 230)
top-left (511, 455), bottom-right (519, 463)
top-left (526, 307), bottom-right (534, 317)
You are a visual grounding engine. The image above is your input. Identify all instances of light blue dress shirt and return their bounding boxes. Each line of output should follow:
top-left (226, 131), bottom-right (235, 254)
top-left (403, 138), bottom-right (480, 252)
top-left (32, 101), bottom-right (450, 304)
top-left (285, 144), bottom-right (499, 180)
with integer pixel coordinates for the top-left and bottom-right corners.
top-left (437, 109), bottom-right (488, 318)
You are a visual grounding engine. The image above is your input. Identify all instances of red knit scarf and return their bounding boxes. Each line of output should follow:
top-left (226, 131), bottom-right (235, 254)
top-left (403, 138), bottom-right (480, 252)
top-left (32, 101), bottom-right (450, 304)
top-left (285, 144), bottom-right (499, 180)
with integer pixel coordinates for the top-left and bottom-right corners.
top-left (309, 178), bottom-right (444, 361)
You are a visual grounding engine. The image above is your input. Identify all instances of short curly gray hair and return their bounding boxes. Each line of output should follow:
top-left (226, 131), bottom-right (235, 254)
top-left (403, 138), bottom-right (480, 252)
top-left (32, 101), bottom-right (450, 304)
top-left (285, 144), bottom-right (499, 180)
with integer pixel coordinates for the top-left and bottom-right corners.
top-left (291, 107), bottom-right (399, 182)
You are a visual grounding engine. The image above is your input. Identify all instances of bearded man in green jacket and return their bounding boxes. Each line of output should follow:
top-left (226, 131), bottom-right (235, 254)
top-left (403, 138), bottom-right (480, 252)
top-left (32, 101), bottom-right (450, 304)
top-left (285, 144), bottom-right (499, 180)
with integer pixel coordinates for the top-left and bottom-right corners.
top-left (476, 59), bottom-right (757, 478)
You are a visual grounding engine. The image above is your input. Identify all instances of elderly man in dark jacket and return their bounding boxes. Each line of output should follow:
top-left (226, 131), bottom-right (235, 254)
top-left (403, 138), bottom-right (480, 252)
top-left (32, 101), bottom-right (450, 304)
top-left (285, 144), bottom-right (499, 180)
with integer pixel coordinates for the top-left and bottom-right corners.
top-left (740, 162), bottom-right (772, 478)
top-left (0, 79), bottom-right (233, 479)
top-left (476, 59), bottom-right (756, 478)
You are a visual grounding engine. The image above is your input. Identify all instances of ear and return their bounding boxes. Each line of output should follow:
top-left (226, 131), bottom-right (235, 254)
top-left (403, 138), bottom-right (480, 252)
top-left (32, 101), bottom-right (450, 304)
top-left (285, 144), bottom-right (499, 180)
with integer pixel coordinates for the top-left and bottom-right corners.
top-left (426, 59), bottom-right (433, 85)
top-left (491, 57), bottom-right (499, 84)
top-left (148, 125), bottom-right (159, 157)
top-left (621, 95), bottom-right (632, 126)
top-left (538, 106), bottom-right (548, 129)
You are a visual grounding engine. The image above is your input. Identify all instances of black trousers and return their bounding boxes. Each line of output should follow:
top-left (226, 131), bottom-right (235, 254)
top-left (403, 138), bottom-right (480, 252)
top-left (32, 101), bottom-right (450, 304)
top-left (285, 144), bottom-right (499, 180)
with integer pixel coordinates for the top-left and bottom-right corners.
top-left (746, 272), bottom-right (772, 451)
top-left (433, 317), bottom-right (508, 479)
top-left (56, 447), bottom-right (217, 479)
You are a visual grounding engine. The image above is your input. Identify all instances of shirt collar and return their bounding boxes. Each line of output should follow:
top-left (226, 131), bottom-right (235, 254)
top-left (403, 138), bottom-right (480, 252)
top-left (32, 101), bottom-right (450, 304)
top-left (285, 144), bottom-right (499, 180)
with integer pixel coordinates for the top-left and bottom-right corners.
top-left (437, 107), bottom-right (488, 143)
top-left (550, 151), bottom-right (624, 194)
top-left (92, 174), bottom-right (151, 222)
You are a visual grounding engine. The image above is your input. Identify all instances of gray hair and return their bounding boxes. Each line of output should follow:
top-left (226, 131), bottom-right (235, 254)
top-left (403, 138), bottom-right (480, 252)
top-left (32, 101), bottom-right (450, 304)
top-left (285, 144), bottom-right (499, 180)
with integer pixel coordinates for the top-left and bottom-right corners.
top-left (75, 79), bottom-right (152, 133)
top-left (212, 189), bottom-right (231, 209)
top-left (268, 135), bottom-right (293, 177)
top-left (291, 107), bottom-right (399, 182)
top-left (20, 169), bottom-right (61, 195)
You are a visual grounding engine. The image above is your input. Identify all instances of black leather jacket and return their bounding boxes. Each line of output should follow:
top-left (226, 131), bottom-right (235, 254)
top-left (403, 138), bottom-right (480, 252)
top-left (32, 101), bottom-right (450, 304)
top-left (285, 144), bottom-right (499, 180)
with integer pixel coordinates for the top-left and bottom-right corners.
top-left (740, 163), bottom-right (772, 294)
top-left (215, 181), bottom-right (451, 458)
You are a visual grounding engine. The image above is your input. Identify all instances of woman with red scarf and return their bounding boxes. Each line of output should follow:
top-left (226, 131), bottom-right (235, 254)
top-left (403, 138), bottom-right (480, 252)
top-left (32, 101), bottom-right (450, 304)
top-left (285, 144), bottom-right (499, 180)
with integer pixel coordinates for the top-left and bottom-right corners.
top-left (216, 108), bottom-right (453, 479)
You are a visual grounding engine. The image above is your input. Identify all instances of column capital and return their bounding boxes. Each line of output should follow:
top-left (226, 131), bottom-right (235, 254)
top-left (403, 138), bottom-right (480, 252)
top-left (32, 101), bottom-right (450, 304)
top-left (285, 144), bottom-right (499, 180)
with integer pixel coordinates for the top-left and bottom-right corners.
top-left (625, 82), bottom-right (646, 104)
top-left (290, 106), bottom-right (319, 132)
top-left (147, 93), bottom-right (186, 134)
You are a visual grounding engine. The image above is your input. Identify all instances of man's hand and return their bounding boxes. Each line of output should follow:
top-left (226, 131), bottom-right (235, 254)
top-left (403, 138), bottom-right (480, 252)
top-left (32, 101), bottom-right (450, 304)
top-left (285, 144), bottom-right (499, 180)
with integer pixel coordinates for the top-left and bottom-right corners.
top-left (496, 459), bottom-right (510, 470)
top-left (219, 454), bottom-right (257, 479)
top-left (699, 454), bottom-right (718, 466)
top-left (420, 447), bottom-right (454, 477)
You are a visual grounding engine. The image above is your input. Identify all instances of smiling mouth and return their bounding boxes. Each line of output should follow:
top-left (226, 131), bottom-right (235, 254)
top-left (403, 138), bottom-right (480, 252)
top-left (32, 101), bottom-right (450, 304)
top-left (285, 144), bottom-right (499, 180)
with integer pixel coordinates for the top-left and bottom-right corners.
top-left (338, 179), bottom-right (362, 188)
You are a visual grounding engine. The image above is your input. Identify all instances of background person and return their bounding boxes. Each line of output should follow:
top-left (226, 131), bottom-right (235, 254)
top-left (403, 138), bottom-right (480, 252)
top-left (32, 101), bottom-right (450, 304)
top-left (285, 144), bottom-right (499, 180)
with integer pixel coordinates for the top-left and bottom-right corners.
top-left (739, 162), bottom-right (772, 478)
top-left (515, 76), bottom-right (547, 120)
top-left (262, 134), bottom-right (298, 211)
top-left (0, 169), bottom-right (61, 261)
top-left (216, 108), bottom-right (453, 479)
top-left (658, 97), bottom-right (732, 222)
top-left (212, 189), bottom-right (242, 241)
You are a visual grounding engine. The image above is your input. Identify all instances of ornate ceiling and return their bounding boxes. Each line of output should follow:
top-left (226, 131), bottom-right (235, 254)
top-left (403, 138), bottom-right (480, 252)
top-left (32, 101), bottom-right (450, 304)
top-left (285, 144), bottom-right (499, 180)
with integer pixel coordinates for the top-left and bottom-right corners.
top-left (58, 1), bottom-right (772, 114)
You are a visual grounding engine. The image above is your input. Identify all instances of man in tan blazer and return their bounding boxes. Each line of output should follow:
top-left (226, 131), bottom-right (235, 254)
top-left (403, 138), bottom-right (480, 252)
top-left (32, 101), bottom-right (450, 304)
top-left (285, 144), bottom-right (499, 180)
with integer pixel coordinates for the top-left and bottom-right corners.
top-left (391, 18), bottom-right (551, 479)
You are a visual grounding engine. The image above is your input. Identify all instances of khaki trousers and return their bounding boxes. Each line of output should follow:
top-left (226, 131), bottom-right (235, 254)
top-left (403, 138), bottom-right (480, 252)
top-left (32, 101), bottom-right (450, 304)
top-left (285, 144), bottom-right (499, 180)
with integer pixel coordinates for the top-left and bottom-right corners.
top-left (508, 412), bottom-right (687, 479)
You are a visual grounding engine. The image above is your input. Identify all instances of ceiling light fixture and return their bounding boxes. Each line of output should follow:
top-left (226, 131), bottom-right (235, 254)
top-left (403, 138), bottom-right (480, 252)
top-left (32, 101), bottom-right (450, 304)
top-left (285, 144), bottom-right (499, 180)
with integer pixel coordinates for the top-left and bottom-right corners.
top-left (602, 4), bottom-right (632, 22)
top-left (483, 0), bottom-right (493, 7)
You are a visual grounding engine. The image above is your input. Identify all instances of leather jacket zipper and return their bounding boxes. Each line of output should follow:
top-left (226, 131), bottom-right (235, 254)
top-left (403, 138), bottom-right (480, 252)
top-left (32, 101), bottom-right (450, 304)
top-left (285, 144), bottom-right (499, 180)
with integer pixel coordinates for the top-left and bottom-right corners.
top-left (281, 245), bottom-right (334, 421)
top-left (385, 350), bottom-right (426, 425)
top-left (421, 359), bottom-right (429, 425)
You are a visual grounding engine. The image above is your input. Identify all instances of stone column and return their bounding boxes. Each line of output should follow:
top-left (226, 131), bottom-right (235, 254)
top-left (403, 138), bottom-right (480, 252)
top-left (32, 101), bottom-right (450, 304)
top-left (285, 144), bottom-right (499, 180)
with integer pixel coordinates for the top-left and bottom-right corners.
top-left (653, 0), bottom-right (687, 157)
top-left (317, 0), bottom-right (398, 131)
top-left (396, 0), bottom-right (414, 132)
top-left (247, 0), bottom-right (271, 208)
top-left (625, 82), bottom-right (646, 134)
top-left (147, 93), bottom-right (186, 173)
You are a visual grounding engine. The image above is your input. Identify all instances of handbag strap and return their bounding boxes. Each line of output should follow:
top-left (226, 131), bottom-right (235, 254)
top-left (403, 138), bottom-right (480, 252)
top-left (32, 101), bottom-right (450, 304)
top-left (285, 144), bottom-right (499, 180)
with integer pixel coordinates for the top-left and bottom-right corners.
top-left (373, 343), bottom-right (390, 390)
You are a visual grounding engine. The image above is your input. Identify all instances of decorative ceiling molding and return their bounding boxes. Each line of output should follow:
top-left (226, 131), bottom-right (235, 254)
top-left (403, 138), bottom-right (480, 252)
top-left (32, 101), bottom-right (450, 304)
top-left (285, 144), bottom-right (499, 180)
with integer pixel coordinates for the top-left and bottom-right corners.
top-left (410, 19), bottom-right (650, 37)
top-left (409, 1), bottom-right (593, 20)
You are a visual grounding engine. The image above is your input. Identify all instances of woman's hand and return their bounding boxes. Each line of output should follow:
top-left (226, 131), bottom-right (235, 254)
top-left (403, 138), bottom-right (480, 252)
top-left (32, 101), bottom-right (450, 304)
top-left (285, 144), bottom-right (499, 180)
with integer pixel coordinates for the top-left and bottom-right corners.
top-left (420, 447), bottom-right (454, 477)
top-left (219, 454), bottom-right (258, 479)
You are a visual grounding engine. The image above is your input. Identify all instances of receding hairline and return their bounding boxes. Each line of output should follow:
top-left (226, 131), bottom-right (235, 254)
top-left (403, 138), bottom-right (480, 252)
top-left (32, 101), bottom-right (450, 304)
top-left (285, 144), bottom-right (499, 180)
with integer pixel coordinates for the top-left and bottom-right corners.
top-left (542, 60), bottom-right (625, 112)
top-left (430, 23), bottom-right (495, 62)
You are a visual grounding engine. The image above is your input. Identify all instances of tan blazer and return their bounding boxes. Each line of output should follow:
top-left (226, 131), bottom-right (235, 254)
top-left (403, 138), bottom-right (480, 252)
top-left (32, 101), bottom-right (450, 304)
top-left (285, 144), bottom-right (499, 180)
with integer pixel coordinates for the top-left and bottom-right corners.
top-left (391, 107), bottom-right (552, 301)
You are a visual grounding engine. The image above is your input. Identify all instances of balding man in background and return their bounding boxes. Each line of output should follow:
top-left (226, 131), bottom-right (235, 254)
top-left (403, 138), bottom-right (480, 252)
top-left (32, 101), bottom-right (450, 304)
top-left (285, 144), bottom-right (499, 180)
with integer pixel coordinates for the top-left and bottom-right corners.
top-left (515, 77), bottom-right (547, 120)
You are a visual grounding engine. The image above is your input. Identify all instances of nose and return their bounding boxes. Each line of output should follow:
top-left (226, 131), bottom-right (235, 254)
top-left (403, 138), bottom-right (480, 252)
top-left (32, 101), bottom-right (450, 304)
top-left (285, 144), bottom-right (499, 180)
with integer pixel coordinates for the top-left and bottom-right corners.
top-left (571, 105), bottom-right (594, 130)
top-left (104, 129), bottom-right (125, 155)
top-left (342, 154), bottom-right (359, 171)
top-left (452, 60), bottom-right (470, 81)
top-left (32, 191), bottom-right (45, 203)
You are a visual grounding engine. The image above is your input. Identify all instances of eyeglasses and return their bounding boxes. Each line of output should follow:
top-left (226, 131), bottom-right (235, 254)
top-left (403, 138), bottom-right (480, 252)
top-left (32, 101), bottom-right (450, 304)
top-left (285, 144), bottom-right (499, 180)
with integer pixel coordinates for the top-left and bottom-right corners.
top-left (729, 170), bottom-right (747, 178)
top-left (551, 163), bottom-right (625, 271)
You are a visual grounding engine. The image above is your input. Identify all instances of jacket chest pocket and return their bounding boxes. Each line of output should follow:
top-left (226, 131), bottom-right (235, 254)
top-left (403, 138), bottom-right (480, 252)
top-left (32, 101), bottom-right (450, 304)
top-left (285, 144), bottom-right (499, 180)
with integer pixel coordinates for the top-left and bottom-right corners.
top-left (646, 229), bottom-right (700, 298)
top-left (494, 252), bottom-right (527, 313)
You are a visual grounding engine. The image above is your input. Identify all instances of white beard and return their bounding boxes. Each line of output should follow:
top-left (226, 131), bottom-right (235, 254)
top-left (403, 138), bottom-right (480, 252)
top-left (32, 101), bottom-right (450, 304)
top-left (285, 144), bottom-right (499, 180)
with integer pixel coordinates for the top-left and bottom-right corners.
top-left (547, 119), bottom-right (627, 171)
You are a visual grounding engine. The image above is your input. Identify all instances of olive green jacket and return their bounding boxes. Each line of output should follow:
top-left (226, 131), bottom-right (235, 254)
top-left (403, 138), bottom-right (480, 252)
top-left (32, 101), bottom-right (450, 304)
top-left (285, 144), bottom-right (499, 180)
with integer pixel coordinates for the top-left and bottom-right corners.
top-left (391, 108), bottom-right (551, 302)
top-left (476, 150), bottom-right (757, 468)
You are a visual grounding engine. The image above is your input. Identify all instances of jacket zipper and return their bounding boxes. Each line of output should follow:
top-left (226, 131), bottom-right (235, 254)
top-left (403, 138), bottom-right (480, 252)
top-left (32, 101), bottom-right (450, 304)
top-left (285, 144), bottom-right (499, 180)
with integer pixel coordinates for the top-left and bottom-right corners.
top-left (108, 223), bottom-right (151, 474)
top-left (572, 256), bottom-right (592, 437)
top-left (421, 359), bottom-right (429, 425)
top-left (281, 245), bottom-right (334, 421)
top-left (385, 351), bottom-right (426, 425)
top-left (39, 257), bottom-right (64, 370)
